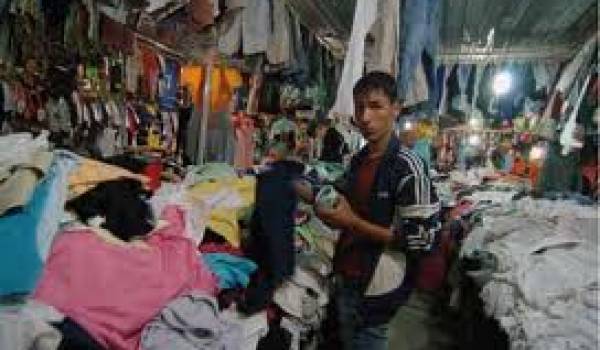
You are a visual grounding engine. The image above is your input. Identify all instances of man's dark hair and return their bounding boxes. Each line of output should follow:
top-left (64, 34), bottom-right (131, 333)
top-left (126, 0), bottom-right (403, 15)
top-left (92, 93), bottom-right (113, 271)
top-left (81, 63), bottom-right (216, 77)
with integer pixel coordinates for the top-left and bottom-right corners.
top-left (353, 71), bottom-right (398, 103)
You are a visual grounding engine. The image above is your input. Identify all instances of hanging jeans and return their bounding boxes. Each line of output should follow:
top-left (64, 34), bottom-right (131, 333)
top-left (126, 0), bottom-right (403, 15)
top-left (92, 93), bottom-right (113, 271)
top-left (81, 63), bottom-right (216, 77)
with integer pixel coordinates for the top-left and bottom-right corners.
top-left (470, 64), bottom-right (484, 119)
top-left (438, 64), bottom-right (452, 115)
top-left (404, 61), bottom-right (429, 107)
top-left (452, 65), bottom-right (472, 113)
top-left (397, 0), bottom-right (441, 101)
top-left (533, 64), bottom-right (552, 92)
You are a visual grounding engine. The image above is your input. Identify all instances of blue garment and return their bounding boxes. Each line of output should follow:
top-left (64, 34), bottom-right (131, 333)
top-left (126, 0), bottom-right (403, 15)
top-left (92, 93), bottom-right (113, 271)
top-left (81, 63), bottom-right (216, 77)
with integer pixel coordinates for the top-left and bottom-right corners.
top-left (457, 65), bottom-right (472, 96)
top-left (37, 151), bottom-right (79, 261)
top-left (250, 160), bottom-right (304, 284)
top-left (159, 59), bottom-right (179, 111)
top-left (241, 160), bottom-right (304, 313)
top-left (412, 139), bottom-right (432, 170)
top-left (201, 253), bottom-right (257, 290)
top-left (397, 0), bottom-right (441, 100)
top-left (502, 153), bottom-right (514, 173)
top-left (434, 65), bottom-right (446, 108)
top-left (0, 151), bottom-right (77, 296)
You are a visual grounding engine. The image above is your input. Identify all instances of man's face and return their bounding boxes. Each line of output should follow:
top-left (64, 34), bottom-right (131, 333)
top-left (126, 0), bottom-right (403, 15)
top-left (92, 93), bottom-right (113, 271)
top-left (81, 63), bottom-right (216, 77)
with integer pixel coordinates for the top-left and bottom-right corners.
top-left (299, 121), bottom-right (308, 132)
top-left (353, 90), bottom-right (399, 143)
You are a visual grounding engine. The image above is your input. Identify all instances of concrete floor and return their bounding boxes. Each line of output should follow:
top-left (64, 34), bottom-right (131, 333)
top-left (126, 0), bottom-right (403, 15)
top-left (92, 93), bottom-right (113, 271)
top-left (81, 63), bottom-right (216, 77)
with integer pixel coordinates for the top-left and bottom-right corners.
top-left (387, 292), bottom-right (455, 350)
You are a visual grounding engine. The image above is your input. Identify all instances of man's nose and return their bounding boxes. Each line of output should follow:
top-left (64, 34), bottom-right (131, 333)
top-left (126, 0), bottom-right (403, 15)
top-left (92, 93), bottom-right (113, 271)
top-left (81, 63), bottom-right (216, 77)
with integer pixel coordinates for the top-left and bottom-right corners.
top-left (362, 108), bottom-right (376, 123)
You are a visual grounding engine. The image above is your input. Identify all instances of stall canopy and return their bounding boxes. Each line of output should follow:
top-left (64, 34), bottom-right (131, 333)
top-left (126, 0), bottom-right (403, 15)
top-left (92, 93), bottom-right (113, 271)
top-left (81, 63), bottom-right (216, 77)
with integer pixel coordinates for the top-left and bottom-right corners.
top-left (279, 0), bottom-right (597, 61)
top-left (440, 0), bottom-right (598, 61)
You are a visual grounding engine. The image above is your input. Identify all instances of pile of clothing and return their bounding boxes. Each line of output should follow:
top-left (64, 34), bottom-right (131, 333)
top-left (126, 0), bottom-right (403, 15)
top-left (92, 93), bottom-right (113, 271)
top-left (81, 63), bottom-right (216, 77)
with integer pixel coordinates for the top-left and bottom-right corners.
top-left (0, 139), bottom-right (259, 350)
top-left (0, 142), bottom-right (343, 349)
top-left (0, 132), bottom-right (78, 296)
top-left (184, 161), bottom-right (340, 349)
top-left (461, 197), bottom-right (599, 349)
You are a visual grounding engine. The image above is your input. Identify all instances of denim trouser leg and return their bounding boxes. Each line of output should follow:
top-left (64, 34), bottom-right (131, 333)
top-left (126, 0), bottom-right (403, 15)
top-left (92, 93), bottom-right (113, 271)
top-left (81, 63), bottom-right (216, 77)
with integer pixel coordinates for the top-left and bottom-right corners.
top-left (353, 324), bottom-right (389, 350)
top-left (452, 64), bottom-right (472, 113)
top-left (336, 277), bottom-right (390, 350)
top-left (398, 0), bottom-right (441, 100)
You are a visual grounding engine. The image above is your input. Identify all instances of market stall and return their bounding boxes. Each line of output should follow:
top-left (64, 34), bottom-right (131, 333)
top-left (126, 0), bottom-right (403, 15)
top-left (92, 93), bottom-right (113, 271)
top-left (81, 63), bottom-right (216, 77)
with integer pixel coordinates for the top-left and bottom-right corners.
top-left (0, 0), bottom-right (598, 350)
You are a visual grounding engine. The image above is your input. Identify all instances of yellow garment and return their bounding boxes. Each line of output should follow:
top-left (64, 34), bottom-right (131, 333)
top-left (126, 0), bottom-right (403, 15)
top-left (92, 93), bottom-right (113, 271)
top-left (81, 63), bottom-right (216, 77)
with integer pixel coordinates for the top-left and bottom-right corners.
top-left (0, 151), bottom-right (53, 215)
top-left (187, 176), bottom-right (255, 247)
top-left (210, 67), bottom-right (243, 111)
top-left (180, 66), bottom-right (204, 108)
top-left (68, 158), bottom-right (149, 197)
top-left (147, 127), bottom-right (161, 149)
top-left (180, 66), bottom-right (243, 111)
top-left (415, 121), bottom-right (437, 139)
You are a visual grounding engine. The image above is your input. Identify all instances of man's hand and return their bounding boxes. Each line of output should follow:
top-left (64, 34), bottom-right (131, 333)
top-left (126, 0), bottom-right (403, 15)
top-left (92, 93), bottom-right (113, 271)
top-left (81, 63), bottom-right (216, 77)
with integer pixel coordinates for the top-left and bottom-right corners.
top-left (315, 195), bottom-right (359, 230)
top-left (292, 179), bottom-right (315, 204)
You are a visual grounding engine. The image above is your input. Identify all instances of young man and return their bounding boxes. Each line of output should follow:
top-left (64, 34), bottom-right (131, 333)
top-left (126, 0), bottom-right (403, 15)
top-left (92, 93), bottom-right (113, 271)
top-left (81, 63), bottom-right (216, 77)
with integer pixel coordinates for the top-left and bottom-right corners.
top-left (315, 72), bottom-right (440, 349)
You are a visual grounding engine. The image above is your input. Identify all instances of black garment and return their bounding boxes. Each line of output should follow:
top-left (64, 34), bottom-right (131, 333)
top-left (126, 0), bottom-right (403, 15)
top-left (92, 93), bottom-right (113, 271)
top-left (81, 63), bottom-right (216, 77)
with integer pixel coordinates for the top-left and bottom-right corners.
top-left (103, 154), bottom-right (148, 174)
top-left (65, 179), bottom-right (153, 242)
top-left (49, 131), bottom-right (70, 149)
top-left (320, 127), bottom-right (347, 163)
top-left (257, 324), bottom-right (292, 350)
top-left (177, 106), bottom-right (192, 164)
top-left (241, 160), bottom-right (304, 313)
top-left (203, 228), bottom-right (229, 245)
top-left (0, 79), bottom-right (4, 114)
top-left (250, 160), bottom-right (304, 280)
top-left (52, 318), bottom-right (105, 350)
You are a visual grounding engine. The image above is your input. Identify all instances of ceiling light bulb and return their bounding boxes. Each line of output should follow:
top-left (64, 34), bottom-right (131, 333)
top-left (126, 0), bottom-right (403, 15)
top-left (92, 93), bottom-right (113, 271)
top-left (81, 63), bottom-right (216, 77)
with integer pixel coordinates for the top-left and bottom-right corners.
top-left (530, 145), bottom-right (545, 160)
top-left (493, 71), bottom-right (512, 96)
top-left (468, 134), bottom-right (480, 146)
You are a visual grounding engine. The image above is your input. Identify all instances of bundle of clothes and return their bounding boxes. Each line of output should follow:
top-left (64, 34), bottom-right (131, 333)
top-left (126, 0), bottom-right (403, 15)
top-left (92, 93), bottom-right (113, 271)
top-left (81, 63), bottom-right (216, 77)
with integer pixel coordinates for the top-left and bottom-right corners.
top-left (0, 133), bottom-right (343, 350)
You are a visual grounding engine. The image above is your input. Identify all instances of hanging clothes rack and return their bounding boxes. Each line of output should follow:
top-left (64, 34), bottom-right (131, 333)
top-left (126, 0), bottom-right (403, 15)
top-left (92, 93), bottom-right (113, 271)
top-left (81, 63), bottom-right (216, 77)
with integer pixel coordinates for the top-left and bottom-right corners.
top-left (438, 45), bottom-right (574, 64)
top-left (134, 32), bottom-right (187, 61)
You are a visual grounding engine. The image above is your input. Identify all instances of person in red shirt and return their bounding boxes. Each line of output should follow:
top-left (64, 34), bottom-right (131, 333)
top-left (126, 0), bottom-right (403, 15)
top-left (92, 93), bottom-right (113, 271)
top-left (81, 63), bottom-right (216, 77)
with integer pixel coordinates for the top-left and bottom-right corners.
top-left (296, 72), bottom-right (439, 350)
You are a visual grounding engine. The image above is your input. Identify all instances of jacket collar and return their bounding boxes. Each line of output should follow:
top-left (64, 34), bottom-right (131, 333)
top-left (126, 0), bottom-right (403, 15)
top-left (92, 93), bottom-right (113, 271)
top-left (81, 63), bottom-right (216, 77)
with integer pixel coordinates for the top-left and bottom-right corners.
top-left (354, 134), bottom-right (401, 167)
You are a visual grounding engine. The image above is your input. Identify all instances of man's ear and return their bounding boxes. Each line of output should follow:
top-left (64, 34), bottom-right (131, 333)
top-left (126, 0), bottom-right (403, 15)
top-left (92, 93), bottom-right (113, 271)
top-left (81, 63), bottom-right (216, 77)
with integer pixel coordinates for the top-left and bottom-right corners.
top-left (392, 101), bottom-right (402, 117)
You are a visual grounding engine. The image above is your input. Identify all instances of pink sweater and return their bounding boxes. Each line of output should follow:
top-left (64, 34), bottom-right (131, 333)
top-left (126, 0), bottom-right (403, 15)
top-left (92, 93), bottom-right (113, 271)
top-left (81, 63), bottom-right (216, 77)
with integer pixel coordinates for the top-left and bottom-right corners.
top-left (34, 205), bottom-right (217, 350)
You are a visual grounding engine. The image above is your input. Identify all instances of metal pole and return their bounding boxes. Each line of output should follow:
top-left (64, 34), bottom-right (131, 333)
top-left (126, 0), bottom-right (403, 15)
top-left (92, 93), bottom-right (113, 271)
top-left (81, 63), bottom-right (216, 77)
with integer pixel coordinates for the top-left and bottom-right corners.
top-left (197, 63), bottom-right (212, 165)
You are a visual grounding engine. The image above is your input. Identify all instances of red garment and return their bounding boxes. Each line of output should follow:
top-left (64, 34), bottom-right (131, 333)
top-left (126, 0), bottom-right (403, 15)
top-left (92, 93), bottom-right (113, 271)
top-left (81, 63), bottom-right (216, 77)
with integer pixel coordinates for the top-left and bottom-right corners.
top-left (125, 102), bottom-right (139, 144)
top-left (232, 113), bottom-right (255, 168)
top-left (23, 84), bottom-right (41, 121)
top-left (33, 205), bottom-right (217, 350)
top-left (335, 155), bottom-right (382, 279)
top-left (100, 14), bottom-right (133, 54)
top-left (143, 158), bottom-right (162, 192)
top-left (199, 242), bottom-right (244, 257)
top-left (140, 46), bottom-right (160, 99)
top-left (550, 93), bottom-right (565, 120)
top-left (416, 229), bottom-right (452, 291)
top-left (582, 162), bottom-right (599, 193)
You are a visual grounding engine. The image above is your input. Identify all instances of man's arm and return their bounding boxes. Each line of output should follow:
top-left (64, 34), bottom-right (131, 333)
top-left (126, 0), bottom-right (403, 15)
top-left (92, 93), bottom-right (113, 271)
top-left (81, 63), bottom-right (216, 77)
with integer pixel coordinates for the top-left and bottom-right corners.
top-left (317, 166), bottom-right (440, 251)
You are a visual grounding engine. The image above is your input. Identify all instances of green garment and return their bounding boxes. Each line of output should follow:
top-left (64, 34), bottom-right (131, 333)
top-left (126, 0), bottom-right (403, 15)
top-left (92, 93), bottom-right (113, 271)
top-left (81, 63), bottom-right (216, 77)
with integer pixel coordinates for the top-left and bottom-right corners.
top-left (535, 142), bottom-right (582, 194)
